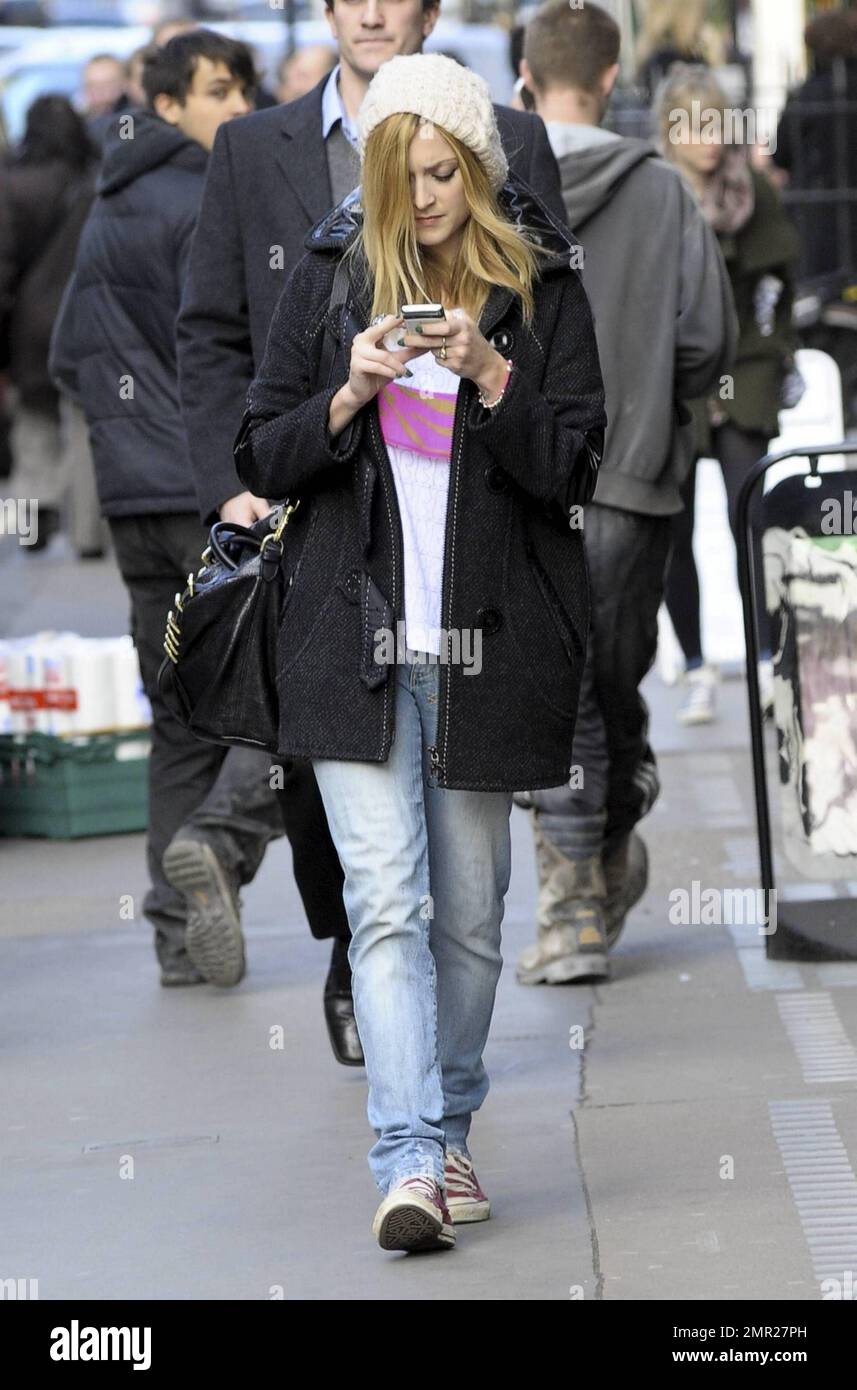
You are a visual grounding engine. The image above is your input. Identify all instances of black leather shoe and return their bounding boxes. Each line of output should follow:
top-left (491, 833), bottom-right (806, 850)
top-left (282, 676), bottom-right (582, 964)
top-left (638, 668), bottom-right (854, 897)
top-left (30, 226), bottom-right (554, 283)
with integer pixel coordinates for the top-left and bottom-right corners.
top-left (324, 938), bottom-right (364, 1067)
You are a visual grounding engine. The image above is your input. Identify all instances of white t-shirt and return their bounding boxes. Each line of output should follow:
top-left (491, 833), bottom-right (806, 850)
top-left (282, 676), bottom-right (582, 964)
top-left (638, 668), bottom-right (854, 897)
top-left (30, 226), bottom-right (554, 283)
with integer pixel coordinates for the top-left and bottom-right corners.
top-left (379, 349), bottom-right (461, 655)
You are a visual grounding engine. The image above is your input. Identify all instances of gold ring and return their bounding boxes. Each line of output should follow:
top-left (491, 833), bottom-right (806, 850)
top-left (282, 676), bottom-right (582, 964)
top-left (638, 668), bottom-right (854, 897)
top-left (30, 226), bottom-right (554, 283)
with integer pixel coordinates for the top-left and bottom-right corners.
top-left (439, 337), bottom-right (447, 361)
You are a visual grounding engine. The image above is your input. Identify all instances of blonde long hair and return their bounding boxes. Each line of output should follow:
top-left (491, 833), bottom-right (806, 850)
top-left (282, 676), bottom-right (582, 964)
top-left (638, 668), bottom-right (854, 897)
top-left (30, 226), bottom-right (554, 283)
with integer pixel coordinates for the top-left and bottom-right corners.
top-left (654, 63), bottom-right (731, 156)
top-left (344, 112), bottom-right (553, 329)
top-left (636, 0), bottom-right (722, 67)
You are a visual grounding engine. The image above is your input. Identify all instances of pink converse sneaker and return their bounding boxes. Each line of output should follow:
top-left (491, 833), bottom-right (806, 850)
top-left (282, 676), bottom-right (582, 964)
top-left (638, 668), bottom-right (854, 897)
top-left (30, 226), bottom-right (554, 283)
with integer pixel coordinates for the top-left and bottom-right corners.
top-left (444, 1148), bottom-right (491, 1223)
top-left (372, 1174), bottom-right (456, 1252)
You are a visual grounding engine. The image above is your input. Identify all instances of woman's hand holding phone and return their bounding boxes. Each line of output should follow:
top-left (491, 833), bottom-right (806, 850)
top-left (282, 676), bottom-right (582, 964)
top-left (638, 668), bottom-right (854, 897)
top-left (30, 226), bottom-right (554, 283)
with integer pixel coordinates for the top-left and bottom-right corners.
top-left (328, 314), bottom-right (421, 440)
top-left (398, 308), bottom-right (509, 401)
top-left (345, 314), bottom-right (425, 409)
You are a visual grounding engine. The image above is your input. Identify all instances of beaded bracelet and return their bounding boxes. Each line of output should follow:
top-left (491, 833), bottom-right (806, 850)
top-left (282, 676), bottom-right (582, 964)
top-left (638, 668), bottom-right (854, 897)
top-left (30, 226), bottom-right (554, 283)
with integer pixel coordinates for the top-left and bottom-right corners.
top-left (478, 358), bottom-right (513, 410)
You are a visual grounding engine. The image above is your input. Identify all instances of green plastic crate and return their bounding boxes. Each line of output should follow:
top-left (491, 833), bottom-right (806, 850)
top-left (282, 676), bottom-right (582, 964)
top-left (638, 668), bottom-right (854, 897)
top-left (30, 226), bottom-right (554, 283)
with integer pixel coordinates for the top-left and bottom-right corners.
top-left (0, 730), bottom-right (151, 839)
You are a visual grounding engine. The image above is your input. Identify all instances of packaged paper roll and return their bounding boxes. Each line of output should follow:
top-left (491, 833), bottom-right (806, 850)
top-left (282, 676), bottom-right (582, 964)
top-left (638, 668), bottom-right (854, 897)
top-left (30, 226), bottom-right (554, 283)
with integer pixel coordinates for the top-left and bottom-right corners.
top-left (67, 638), bottom-right (115, 733)
top-left (8, 636), bottom-right (54, 735)
top-left (42, 633), bottom-right (82, 736)
top-left (2, 632), bottom-right (152, 736)
top-left (110, 636), bottom-right (152, 730)
top-left (0, 640), bottom-right (11, 735)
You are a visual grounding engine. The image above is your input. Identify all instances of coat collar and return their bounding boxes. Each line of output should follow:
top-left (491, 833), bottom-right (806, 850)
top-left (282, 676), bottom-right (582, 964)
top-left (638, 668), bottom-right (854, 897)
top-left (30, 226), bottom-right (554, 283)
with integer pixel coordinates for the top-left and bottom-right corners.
top-left (305, 176), bottom-right (577, 341)
top-left (275, 77), bottom-right (335, 228)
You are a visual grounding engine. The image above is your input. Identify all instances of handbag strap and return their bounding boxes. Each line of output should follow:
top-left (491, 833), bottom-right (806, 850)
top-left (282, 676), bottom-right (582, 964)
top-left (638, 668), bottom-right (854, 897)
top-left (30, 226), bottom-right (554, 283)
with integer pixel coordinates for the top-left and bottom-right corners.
top-left (208, 520), bottom-right (262, 570)
top-left (319, 255), bottom-right (353, 388)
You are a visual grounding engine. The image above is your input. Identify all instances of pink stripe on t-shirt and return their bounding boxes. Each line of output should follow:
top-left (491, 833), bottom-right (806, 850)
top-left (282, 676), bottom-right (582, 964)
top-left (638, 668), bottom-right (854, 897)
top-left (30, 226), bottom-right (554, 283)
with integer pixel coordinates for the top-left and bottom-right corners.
top-left (378, 381), bottom-right (457, 461)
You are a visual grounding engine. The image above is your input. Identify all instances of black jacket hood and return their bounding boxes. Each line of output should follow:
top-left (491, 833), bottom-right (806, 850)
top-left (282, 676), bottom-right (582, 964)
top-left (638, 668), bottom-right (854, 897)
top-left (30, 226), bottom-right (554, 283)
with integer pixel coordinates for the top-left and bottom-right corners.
top-left (97, 107), bottom-right (208, 196)
top-left (304, 175), bottom-right (577, 274)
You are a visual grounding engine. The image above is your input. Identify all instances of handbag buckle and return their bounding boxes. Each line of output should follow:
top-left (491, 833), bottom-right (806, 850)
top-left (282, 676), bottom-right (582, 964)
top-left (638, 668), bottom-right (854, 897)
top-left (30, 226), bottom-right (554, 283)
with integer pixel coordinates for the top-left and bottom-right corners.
top-left (262, 499), bottom-right (300, 551)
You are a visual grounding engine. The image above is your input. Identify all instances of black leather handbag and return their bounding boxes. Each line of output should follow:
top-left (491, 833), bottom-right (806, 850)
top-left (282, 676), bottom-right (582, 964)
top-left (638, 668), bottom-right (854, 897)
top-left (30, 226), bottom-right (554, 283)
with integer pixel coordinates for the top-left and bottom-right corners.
top-left (157, 501), bottom-right (300, 753)
top-left (156, 258), bottom-right (355, 751)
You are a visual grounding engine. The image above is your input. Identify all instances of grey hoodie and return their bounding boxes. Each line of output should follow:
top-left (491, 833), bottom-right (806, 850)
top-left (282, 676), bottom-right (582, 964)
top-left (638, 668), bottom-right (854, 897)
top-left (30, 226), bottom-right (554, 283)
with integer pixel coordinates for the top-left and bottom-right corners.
top-left (550, 129), bottom-right (737, 515)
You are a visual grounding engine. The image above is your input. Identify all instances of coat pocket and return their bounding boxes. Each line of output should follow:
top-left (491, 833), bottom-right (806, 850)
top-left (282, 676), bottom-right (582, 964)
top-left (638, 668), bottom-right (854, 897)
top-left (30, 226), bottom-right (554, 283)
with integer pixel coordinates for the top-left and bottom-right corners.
top-left (503, 516), bottom-right (587, 721)
top-left (276, 499), bottom-right (343, 674)
top-left (524, 539), bottom-right (586, 669)
top-left (279, 498), bottom-right (320, 622)
top-left (359, 571), bottom-right (394, 691)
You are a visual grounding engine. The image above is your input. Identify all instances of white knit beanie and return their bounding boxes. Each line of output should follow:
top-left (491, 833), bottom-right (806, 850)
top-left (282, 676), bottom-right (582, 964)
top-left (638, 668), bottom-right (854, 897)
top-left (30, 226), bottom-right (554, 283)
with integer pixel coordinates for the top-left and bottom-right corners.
top-left (357, 53), bottom-right (509, 194)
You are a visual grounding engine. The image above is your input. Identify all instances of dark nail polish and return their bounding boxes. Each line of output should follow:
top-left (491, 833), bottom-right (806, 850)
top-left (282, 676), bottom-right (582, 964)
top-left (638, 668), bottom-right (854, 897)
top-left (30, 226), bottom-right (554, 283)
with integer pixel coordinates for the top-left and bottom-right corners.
top-left (397, 337), bottom-right (405, 346)
top-left (415, 325), bottom-right (424, 334)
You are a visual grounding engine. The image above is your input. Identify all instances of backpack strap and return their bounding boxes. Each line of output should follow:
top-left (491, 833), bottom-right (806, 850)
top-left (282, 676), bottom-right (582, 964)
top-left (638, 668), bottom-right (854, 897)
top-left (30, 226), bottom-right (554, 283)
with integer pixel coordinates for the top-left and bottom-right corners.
top-left (319, 256), bottom-right (354, 388)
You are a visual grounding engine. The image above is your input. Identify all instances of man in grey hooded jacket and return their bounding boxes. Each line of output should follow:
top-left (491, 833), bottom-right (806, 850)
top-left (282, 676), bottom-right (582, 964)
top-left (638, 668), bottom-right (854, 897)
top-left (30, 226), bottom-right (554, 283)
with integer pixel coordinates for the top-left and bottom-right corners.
top-left (515, 0), bottom-right (738, 984)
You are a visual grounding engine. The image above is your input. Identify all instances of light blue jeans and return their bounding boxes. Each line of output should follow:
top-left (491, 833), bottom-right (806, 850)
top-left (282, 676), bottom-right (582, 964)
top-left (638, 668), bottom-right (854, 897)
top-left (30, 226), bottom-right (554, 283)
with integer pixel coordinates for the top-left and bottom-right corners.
top-left (312, 650), bottom-right (513, 1194)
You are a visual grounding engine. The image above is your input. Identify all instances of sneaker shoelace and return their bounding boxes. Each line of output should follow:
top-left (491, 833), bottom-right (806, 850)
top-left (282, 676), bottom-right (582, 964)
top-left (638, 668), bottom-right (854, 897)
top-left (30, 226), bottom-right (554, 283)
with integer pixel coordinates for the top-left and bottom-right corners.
top-left (398, 1174), bottom-right (442, 1207)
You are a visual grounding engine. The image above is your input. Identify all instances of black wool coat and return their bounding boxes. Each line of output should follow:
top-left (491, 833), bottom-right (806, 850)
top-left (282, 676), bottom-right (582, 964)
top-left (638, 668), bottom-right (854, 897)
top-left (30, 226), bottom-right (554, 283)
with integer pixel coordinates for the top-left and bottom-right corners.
top-left (234, 179), bottom-right (607, 793)
top-left (0, 155), bottom-right (96, 412)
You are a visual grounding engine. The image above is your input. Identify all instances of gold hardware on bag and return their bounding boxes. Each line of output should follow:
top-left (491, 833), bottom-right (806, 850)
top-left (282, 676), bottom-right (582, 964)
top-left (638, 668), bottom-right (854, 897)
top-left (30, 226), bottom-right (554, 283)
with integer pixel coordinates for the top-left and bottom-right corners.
top-left (261, 499), bottom-right (300, 552)
top-left (174, 591), bottom-right (184, 613)
top-left (163, 607), bottom-right (181, 664)
top-left (187, 571), bottom-right (195, 597)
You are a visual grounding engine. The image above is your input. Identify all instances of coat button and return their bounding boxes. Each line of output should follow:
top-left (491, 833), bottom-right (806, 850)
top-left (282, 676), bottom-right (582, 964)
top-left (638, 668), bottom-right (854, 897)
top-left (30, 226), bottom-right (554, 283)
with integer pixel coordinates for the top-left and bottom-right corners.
top-left (477, 606), bottom-right (503, 634)
top-left (337, 567), bottom-right (361, 603)
top-left (484, 463), bottom-right (508, 493)
top-left (489, 329), bottom-right (512, 353)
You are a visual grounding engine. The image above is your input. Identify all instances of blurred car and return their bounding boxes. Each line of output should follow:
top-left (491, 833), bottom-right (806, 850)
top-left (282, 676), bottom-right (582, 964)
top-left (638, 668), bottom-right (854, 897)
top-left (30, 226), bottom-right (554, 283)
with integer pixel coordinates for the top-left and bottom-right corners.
top-left (0, 26), bottom-right (46, 55)
top-left (40, 1), bottom-right (159, 22)
top-left (0, 2), bottom-right (47, 22)
top-left (0, 18), bottom-right (512, 143)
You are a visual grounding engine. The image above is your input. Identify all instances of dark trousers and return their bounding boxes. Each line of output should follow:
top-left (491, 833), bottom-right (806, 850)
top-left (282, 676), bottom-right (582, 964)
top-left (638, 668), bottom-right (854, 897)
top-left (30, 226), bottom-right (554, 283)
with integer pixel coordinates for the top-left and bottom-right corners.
top-left (109, 513), bottom-right (349, 965)
top-left (531, 504), bottom-right (673, 858)
top-left (664, 423), bottom-right (771, 665)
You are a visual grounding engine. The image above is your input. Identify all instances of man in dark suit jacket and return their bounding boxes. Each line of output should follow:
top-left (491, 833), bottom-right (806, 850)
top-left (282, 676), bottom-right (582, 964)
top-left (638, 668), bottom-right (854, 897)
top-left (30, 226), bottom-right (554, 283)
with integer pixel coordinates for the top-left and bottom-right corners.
top-left (177, 0), bottom-right (570, 1067)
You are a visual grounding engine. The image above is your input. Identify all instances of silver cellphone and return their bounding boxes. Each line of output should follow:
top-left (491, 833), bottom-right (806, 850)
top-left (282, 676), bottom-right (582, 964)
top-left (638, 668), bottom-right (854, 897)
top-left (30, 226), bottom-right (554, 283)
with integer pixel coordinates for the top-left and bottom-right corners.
top-left (383, 303), bottom-right (445, 351)
top-left (401, 303), bottom-right (445, 328)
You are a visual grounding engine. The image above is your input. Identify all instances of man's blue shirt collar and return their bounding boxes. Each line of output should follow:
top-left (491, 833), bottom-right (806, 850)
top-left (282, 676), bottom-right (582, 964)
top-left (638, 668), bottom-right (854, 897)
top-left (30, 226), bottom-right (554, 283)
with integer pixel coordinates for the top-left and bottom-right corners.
top-left (321, 63), bottom-right (359, 148)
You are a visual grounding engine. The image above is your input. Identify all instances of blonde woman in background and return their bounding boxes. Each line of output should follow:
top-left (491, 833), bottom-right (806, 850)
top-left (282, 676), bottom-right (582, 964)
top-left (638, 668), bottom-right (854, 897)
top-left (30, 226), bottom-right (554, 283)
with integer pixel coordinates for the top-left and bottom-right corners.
top-left (657, 64), bottom-right (801, 724)
top-left (636, 0), bottom-right (724, 99)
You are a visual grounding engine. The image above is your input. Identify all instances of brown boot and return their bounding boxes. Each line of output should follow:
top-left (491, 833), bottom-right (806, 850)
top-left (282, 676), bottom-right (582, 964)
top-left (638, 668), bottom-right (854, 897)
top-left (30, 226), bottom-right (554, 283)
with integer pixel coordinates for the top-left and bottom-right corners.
top-left (517, 819), bottom-right (610, 984)
top-left (603, 831), bottom-right (649, 950)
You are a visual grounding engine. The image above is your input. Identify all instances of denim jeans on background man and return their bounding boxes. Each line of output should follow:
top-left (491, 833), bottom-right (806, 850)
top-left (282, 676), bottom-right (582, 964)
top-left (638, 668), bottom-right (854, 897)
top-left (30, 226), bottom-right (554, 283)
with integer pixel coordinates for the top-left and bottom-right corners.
top-left (312, 650), bottom-right (513, 1194)
top-left (531, 503), bottom-right (673, 859)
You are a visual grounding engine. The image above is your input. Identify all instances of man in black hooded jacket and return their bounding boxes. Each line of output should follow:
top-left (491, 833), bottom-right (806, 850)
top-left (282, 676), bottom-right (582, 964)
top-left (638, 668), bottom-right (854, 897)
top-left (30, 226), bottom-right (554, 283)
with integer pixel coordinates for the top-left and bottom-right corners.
top-left (49, 31), bottom-right (326, 1001)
